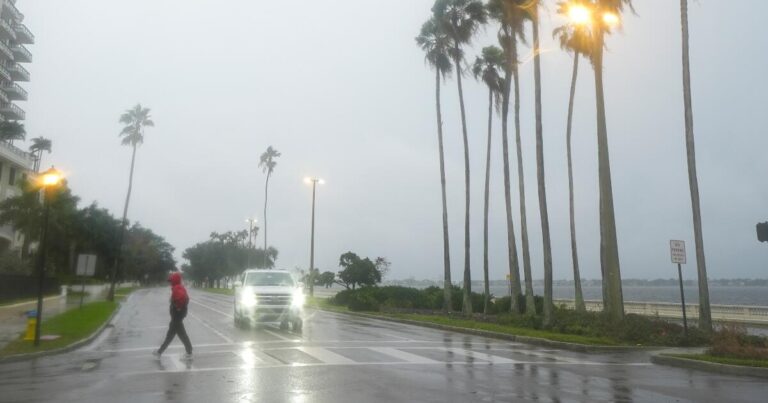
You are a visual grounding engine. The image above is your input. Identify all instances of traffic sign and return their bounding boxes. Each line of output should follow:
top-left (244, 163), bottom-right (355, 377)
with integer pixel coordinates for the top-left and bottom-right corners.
top-left (670, 240), bottom-right (686, 265)
top-left (76, 254), bottom-right (97, 276)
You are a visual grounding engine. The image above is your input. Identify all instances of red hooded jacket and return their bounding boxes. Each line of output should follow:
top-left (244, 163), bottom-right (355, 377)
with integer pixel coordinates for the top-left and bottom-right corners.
top-left (168, 272), bottom-right (189, 314)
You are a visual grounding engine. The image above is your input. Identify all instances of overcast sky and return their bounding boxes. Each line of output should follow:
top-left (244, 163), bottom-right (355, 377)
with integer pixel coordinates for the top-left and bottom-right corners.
top-left (20, 0), bottom-right (768, 281)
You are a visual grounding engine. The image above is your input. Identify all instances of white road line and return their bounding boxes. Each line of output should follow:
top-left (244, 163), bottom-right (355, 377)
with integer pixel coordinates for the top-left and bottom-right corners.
top-left (368, 347), bottom-right (440, 364)
top-left (295, 347), bottom-right (355, 364)
top-left (191, 299), bottom-right (234, 318)
top-left (262, 328), bottom-right (296, 342)
top-left (189, 312), bottom-right (234, 343)
top-left (438, 347), bottom-right (517, 364)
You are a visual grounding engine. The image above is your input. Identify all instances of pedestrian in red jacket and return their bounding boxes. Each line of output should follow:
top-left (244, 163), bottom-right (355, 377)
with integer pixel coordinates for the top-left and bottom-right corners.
top-left (153, 272), bottom-right (193, 359)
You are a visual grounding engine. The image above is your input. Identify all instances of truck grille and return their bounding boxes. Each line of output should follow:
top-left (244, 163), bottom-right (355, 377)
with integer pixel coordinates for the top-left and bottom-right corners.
top-left (256, 294), bottom-right (292, 305)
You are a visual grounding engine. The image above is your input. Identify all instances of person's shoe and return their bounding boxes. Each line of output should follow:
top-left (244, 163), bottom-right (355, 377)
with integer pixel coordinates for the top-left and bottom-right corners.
top-left (183, 352), bottom-right (193, 361)
top-left (152, 350), bottom-right (161, 358)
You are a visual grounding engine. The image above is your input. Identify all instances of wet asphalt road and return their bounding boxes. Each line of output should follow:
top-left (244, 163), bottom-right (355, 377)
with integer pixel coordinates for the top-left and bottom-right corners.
top-left (0, 288), bottom-right (766, 403)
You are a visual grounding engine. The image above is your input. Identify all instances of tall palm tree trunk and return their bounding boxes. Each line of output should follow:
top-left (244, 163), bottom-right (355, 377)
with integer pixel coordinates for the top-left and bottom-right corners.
top-left (263, 173), bottom-right (271, 269)
top-left (108, 144), bottom-right (137, 301)
top-left (500, 64), bottom-right (523, 314)
top-left (532, 16), bottom-right (554, 325)
top-left (566, 53), bottom-right (585, 312)
top-left (453, 46), bottom-right (472, 316)
top-left (680, 0), bottom-right (711, 331)
top-left (435, 69), bottom-right (453, 313)
top-left (593, 29), bottom-right (624, 321)
top-left (510, 35), bottom-right (536, 315)
top-left (483, 87), bottom-right (493, 316)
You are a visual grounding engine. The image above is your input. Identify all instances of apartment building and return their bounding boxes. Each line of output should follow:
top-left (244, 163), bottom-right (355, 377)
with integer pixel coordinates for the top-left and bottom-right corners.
top-left (0, 0), bottom-right (33, 251)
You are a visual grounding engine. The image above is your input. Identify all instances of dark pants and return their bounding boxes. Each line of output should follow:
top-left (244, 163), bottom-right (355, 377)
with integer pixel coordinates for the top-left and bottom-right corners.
top-left (158, 315), bottom-right (192, 354)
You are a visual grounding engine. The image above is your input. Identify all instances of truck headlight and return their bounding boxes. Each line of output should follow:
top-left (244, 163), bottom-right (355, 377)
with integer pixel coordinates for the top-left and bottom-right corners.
top-left (292, 290), bottom-right (305, 308)
top-left (241, 293), bottom-right (257, 308)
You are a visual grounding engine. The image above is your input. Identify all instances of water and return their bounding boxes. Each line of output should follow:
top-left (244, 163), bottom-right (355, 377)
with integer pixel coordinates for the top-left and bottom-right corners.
top-left (487, 285), bottom-right (768, 306)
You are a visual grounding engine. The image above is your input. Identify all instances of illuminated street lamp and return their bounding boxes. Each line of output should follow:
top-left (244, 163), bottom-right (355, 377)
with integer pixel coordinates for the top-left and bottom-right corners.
top-left (602, 12), bottom-right (620, 28)
top-left (34, 166), bottom-right (63, 347)
top-left (567, 3), bottom-right (592, 26)
top-left (304, 177), bottom-right (324, 297)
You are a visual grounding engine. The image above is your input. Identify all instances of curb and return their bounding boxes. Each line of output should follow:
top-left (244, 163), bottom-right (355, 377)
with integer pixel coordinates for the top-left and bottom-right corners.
top-left (0, 301), bottom-right (123, 364)
top-left (314, 307), bottom-right (653, 353)
top-left (650, 354), bottom-right (768, 378)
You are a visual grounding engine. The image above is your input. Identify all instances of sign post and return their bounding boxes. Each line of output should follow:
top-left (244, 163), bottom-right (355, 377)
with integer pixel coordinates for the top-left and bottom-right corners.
top-left (669, 240), bottom-right (688, 336)
top-left (76, 254), bottom-right (97, 309)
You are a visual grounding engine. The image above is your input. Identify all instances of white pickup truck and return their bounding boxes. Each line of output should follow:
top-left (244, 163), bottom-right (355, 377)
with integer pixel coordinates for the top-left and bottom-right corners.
top-left (233, 269), bottom-right (305, 331)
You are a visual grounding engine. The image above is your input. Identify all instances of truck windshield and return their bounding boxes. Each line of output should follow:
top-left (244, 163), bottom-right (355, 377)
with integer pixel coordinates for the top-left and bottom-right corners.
top-left (245, 272), bottom-right (295, 287)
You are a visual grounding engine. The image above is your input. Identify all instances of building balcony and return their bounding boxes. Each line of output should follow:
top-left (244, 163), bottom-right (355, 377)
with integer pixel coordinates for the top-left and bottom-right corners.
top-left (2, 1), bottom-right (23, 23)
top-left (0, 20), bottom-right (15, 42)
top-left (0, 88), bottom-right (8, 104)
top-left (0, 42), bottom-right (12, 62)
top-left (0, 138), bottom-right (34, 169)
top-left (0, 64), bottom-right (11, 82)
top-left (11, 44), bottom-right (30, 63)
top-left (12, 23), bottom-right (32, 44)
top-left (2, 82), bottom-right (26, 101)
top-left (8, 63), bottom-right (27, 81)
top-left (0, 102), bottom-right (24, 120)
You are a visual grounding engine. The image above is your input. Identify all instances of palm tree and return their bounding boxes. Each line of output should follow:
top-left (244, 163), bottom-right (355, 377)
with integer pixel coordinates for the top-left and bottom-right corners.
top-left (553, 0), bottom-right (593, 312)
top-left (259, 146), bottom-right (280, 269)
top-left (107, 104), bottom-right (154, 301)
top-left (416, 17), bottom-right (455, 312)
top-left (432, 0), bottom-right (487, 315)
top-left (0, 121), bottom-right (25, 144)
top-left (28, 137), bottom-right (52, 173)
top-left (525, 0), bottom-right (556, 326)
top-left (679, 0), bottom-right (711, 331)
top-left (472, 45), bottom-right (504, 316)
top-left (490, 0), bottom-right (537, 315)
top-left (589, 0), bottom-right (633, 322)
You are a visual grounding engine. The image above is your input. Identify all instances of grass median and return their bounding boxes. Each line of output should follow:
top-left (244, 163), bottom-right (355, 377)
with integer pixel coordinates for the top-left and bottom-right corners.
top-left (199, 287), bottom-right (234, 296)
top-left (0, 301), bottom-right (118, 357)
top-left (307, 296), bottom-right (619, 346)
top-left (666, 353), bottom-right (768, 369)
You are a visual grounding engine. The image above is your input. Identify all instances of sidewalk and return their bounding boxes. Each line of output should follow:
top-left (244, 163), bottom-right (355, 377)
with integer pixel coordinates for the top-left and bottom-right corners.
top-left (0, 296), bottom-right (69, 349)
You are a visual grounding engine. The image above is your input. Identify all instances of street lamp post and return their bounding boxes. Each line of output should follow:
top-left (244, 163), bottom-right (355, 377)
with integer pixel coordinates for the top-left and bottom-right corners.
top-left (304, 177), bottom-right (324, 297)
top-left (34, 167), bottom-right (62, 347)
top-left (245, 217), bottom-right (257, 268)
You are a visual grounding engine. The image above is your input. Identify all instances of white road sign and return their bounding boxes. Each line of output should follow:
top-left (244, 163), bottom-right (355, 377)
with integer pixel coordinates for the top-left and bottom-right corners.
top-left (76, 254), bottom-right (97, 276)
top-left (670, 240), bottom-right (686, 264)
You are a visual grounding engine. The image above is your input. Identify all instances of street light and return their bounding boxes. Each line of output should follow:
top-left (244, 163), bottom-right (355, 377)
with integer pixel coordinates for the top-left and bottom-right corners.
top-left (602, 12), bottom-right (620, 28)
top-left (304, 177), bottom-right (324, 297)
top-left (567, 4), bottom-right (592, 26)
top-left (245, 217), bottom-right (258, 268)
top-left (34, 166), bottom-right (63, 347)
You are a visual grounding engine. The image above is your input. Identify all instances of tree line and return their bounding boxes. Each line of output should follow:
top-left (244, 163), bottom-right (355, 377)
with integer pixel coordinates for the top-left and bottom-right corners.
top-left (0, 177), bottom-right (175, 284)
top-left (417, 0), bottom-right (711, 329)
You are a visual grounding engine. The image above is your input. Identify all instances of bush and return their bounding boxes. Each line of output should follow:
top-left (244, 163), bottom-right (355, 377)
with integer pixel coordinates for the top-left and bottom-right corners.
top-left (709, 323), bottom-right (768, 360)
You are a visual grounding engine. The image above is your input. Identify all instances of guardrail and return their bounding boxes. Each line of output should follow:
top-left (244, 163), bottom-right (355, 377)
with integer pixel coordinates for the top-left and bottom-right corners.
top-left (554, 299), bottom-right (768, 325)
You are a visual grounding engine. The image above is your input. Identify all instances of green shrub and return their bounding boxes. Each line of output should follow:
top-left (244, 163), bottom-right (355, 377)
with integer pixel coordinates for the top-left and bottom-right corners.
top-left (709, 323), bottom-right (768, 360)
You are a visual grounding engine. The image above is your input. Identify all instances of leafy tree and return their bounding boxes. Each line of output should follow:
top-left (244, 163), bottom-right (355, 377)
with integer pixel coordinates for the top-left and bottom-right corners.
top-left (318, 271), bottom-right (336, 288)
top-left (109, 104), bottom-right (154, 301)
top-left (415, 16), bottom-right (454, 313)
top-left (259, 146), bottom-right (280, 268)
top-left (553, 0), bottom-right (593, 312)
top-left (28, 137), bottom-right (52, 173)
top-left (373, 257), bottom-right (391, 280)
top-left (472, 45), bottom-right (504, 316)
top-left (432, 0), bottom-right (487, 316)
top-left (182, 231), bottom-right (277, 287)
top-left (121, 223), bottom-right (176, 284)
top-left (487, 0), bottom-right (529, 314)
top-left (337, 251), bottom-right (381, 290)
top-left (679, 0), bottom-right (711, 331)
top-left (0, 121), bottom-right (25, 144)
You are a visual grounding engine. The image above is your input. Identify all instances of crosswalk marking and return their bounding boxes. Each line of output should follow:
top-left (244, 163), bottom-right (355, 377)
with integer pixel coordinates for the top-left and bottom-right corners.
top-left (439, 347), bottom-right (517, 364)
top-left (368, 347), bottom-right (440, 364)
top-left (295, 347), bottom-right (356, 364)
